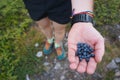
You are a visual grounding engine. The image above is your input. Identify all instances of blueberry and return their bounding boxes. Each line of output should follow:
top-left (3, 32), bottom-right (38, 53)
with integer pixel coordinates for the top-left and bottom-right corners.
top-left (78, 48), bottom-right (82, 52)
top-left (78, 55), bottom-right (82, 58)
top-left (86, 58), bottom-right (90, 62)
top-left (79, 58), bottom-right (82, 61)
top-left (90, 53), bottom-right (95, 57)
top-left (86, 55), bottom-right (91, 58)
top-left (83, 52), bottom-right (87, 56)
top-left (76, 43), bottom-right (95, 62)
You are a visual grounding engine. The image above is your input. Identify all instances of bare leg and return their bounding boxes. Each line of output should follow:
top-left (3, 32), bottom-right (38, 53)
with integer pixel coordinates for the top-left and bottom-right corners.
top-left (36, 17), bottom-right (53, 39)
top-left (52, 21), bottom-right (67, 58)
top-left (52, 21), bottom-right (66, 44)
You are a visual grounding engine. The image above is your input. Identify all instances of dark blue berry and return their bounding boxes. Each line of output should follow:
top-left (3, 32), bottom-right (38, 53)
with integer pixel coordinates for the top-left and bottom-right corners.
top-left (83, 52), bottom-right (87, 56)
top-left (79, 58), bottom-right (82, 61)
top-left (76, 43), bottom-right (95, 62)
top-left (86, 54), bottom-right (91, 58)
top-left (86, 58), bottom-right (90, 62)
top-left (90, 53), bottom-right (95, 57)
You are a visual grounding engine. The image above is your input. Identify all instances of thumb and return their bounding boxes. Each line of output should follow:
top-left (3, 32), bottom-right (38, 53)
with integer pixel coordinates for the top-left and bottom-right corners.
top-left (94, 38), bottom-right (105, 63)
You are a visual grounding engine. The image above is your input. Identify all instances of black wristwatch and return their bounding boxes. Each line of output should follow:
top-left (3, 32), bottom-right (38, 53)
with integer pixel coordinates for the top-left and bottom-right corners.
top-left (71, 14), bottom-right (94, 26)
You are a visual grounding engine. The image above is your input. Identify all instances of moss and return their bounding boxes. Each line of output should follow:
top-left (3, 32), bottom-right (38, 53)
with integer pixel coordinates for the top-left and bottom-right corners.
top-left (95, 0), bottom-right (120, 26)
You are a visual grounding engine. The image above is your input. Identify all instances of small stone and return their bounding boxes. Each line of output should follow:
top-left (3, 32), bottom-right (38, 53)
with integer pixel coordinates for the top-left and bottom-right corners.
top-left (52, 78), bottom-right (56, 80)
top-left (26, 74), bottom-right (30, 80)
top-left (114, 58), bottom-right (120, 63)
top-left (115, 71), bottom-right (120, 77)
top-left (118, 36), bottom-right (120, 39)
top-left (114, 78), bottom-right (120, 80)
top-left (43, 72), bottom-right (49, 77)
top-left (60, 75), bottom-right (65, 80)
top-left (44, 66), bottom-right (51, 72)
top-left (115, 69), bottom-right (119, 72)
top-left (60, 67), bottom-right (63, 70)
top-left (106, 60), bottom-right (119, 70)
top-left (34, 43), bottom-right (39, 47)
top-left (92, 72), bottom-right (102, 79)
top-left (49, 73), bottom-right (54, 78)
top-left (54, 58), bottom-right (57, 64)
top-left (36, 51), bottom-right (43, 57)
top-left (54, 63), bottom-right (61, 70)
top-left (74, 75), bottom-right (77, 78)
top-left (43, 62), bottom-right (50, 66)
top-left (115, 24), bottom-right (120, 29)
top-left (45, 56), bottom-right (48, 59)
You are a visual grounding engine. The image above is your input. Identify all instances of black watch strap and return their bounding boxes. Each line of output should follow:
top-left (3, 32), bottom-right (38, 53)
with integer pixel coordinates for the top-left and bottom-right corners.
top-left (71, 14), bottom-right (94, 26)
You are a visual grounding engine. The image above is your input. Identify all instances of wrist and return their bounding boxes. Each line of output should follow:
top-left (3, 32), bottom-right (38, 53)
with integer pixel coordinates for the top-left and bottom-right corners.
top-left (73, 22), bottom-right (93, 27)
top-left (72, 9), bottom-right (94, 17)
top-left (71, 22), bottom-right (95, 33)
top-left (71, 14), bottom-right (94, 26)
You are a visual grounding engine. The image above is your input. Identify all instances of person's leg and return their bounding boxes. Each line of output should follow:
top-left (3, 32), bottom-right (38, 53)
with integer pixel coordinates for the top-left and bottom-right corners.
top-left (36, 17), bottom-right (54, 54)
top-left (36, 17), bottom-right (53, 39)
top-left (46, 0), bottom-right (71, 59)
top-left (52, 21), bottom-right (66, 44)
top-left (52, 21), bottom-right (67, 60)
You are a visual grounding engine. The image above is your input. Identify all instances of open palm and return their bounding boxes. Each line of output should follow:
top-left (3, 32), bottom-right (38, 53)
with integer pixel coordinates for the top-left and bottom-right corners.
top-left (68, 22), bottom-right (105, 74)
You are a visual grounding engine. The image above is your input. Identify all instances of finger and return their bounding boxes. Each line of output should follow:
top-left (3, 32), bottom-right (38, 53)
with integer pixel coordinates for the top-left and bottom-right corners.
top-left (68, 44), bottom-right (77, 63)
top-left (77, 59), bottom-right (87, 73)
top-left (69, 57), bottom-right (79, 70)
top-left (68, 48), bottom-right (76, 63)
top-left (87, 58), bottom-right (97, 74)
top-left (94, 38), bottom-right (105, 63)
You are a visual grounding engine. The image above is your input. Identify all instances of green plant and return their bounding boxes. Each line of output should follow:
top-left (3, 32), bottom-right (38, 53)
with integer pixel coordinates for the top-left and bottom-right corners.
top-left (95, 0), bottom-right (120, 26)
top-left (1, 0), bottom-right (120, 80)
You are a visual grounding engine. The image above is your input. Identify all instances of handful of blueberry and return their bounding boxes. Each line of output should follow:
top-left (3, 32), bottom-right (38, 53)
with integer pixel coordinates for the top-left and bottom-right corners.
top-left (76, 43), bottom-right (95, 62)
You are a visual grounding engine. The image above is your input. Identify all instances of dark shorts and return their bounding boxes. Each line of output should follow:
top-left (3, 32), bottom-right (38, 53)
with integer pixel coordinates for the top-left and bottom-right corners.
top-left (23, 0), bottom-right (72, 24)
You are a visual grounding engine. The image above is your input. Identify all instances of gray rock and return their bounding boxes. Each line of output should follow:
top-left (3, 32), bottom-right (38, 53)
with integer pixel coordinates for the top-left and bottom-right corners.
top-left (114, 58), bottom-right (120, 63)
top-left (105, 25), bottom-right (120, 42)
top-left (43, 62), bottom-right (53, 72)
top-left (118, 35), bottom-right (120, 40)
top-left (74, 75), bottom-right (77, 78)
top-left (60, 75), bottom-right (65, 80)
top-left (114, 78), bottom-right (120, 80)
top-left (53, 58), bottom-right (57, 64)
top-left (115, 69), bottom-right (120, 73)
top-left (49, 73), bottom-right (54, 78)
top-left (26, 74), bottom-right (30, 80)
top-left (106, 60), bottom-right (119, 70)
top-left (43, 62), bottom-right (50, 66)
top-left (43, 72), bottom-right (49, 77)
top-left (45, 56), bottom-right (48, 60)
top-left (52, 78), bottom-right (56, 80)
top-left (115, 71), bottom-right (120, 77)
top-left (92, 72), bottom-right (103, 80)
top-left (115, 24), bottom-right (120, 29)
top-left (54, 63), bottom-right (61, 70)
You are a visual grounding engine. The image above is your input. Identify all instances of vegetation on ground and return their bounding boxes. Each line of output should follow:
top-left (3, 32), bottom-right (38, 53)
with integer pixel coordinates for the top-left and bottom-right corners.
top-left (0, 0), bottom-right (120, 80)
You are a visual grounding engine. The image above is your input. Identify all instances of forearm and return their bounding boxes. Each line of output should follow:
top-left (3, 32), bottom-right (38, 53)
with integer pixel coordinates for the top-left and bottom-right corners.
top-left (71, 0), bottom-right (94, 14)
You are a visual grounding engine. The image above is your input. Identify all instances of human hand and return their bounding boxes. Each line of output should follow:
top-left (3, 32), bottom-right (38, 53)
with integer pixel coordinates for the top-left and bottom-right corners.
top-left (68, 22), bottom-right (105, 74)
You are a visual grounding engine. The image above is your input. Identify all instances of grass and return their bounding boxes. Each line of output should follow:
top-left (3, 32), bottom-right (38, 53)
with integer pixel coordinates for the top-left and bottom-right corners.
top-left (13, 26), bottom-right (46, 80)
top-left (1, 0), bottom-right (120, 79)
top-left (96, 37), bottom-right (120, 80)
